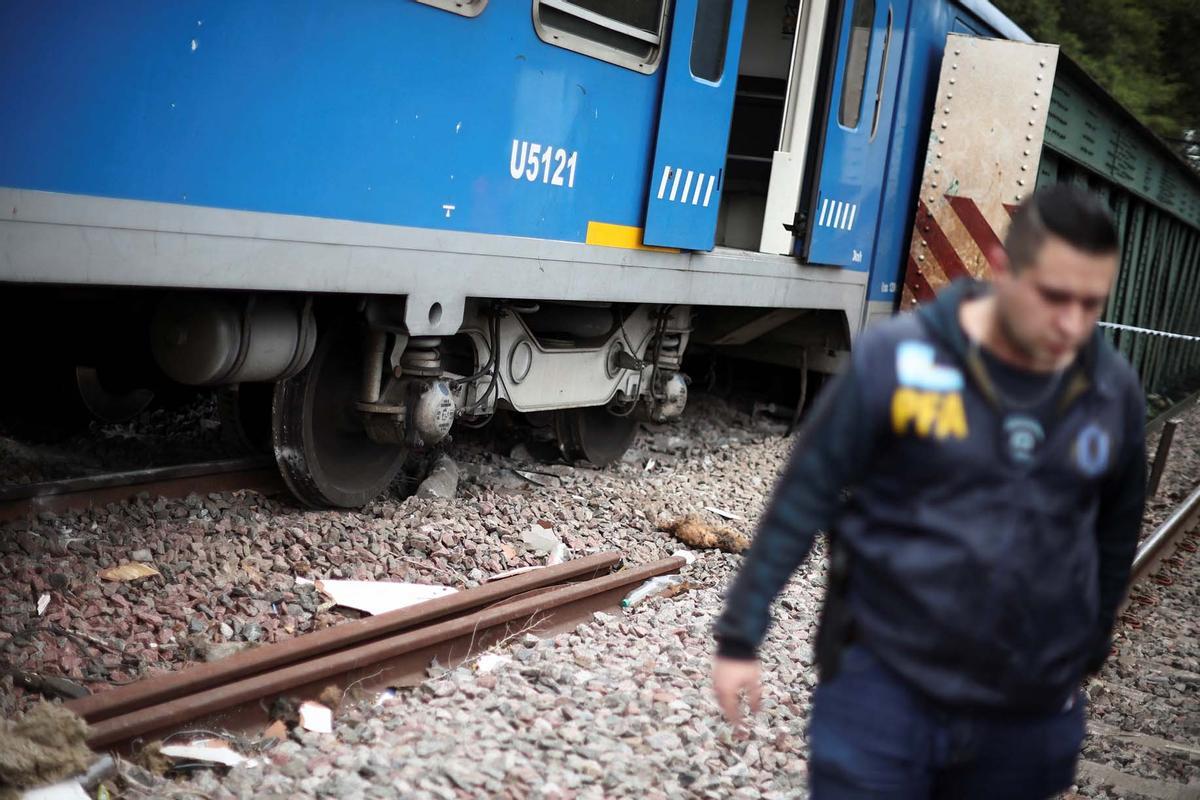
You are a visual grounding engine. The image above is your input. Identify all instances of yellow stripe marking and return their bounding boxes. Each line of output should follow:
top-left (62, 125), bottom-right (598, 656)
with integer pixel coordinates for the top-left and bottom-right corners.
top-left (585, 221), bottom-right (680, 253)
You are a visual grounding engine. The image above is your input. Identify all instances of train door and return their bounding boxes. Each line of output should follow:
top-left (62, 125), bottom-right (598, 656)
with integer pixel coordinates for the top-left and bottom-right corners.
top-left (802, 0), bottom-right (910, 268)
top-left (642, 0), bottom-right (749, 250)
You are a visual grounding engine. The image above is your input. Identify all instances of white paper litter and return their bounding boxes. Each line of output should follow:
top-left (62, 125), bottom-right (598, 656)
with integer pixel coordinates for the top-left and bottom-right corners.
top-left (547, 541), bottom-right (569, 566)
top-left (314, 579), bottom-right (455, 616)
top-left (644, 458), bottom-right (657, 472)
top-left (671, 549), bottom-right (697, 565)
top-left (36, 593), bottom-right (50, 616)
top-left (704, 506), bottom-right (744, 521)
top-left (21, 780), bottom-right (90, 800)
top-left (520, 523), bottom-right (560, 554)
top-left (476, 653), bottom-right (513, 673)
top-left (298, 700), bottom-right (333, 733)
top-left (160, 741), bottom-right (254, 767)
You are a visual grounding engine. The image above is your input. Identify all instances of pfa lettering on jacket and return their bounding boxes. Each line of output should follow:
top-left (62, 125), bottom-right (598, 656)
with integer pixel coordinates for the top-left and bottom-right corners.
top-left (891, 341), bottom-right (968, 440)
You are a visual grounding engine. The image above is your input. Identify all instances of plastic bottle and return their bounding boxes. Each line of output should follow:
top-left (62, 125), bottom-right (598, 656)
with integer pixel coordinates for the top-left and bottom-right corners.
top-left (621, 574), bottom-right (685, 609)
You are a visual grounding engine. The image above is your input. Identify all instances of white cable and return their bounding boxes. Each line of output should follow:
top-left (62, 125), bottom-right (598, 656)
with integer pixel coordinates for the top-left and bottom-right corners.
top-left (1098, 321), bottom-right (1200, 342)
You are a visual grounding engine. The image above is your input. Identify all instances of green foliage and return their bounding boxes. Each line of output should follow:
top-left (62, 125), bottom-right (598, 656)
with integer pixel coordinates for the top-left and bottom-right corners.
top-left (994, 0), bottom-right (1200, 167)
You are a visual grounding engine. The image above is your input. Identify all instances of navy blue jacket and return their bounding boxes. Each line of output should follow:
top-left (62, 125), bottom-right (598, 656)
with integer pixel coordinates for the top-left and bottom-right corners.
top-left (715, 281), bottom-right (1146, 712)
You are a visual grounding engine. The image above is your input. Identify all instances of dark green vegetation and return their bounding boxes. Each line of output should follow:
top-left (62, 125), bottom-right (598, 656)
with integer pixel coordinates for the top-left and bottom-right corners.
top-left (995, 0), bottom-right (1200, 169)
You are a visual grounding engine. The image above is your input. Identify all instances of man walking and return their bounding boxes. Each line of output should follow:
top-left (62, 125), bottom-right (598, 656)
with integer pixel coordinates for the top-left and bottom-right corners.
top-left (713, 185), bottom-right (1146, 798)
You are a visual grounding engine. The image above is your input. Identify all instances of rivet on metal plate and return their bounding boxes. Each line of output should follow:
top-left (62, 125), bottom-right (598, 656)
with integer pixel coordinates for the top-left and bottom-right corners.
top-left (1018, 179), bottom-right (1026, 186)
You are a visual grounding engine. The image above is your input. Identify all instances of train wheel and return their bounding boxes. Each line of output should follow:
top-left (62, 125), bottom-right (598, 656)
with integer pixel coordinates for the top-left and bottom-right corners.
top-left (553, 406), bottom-right (638, 467)
top-left (272, 324), bottom-right (406, 508)
top-left (75, 366), bottom-right (155, 423)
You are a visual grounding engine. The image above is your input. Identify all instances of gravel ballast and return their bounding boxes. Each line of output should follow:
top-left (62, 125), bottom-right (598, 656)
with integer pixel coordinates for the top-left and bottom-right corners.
top-left (0, 392), bottom-right (1196, 798)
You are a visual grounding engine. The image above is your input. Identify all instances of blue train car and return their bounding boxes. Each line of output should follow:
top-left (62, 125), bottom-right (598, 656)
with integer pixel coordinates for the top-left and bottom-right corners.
top-left (0, 0), bottom-right (1029, 506)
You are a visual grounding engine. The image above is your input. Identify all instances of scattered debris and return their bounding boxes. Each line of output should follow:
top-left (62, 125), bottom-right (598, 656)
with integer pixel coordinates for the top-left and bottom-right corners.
top-left (35, 595), bottom-right (50, 617)
top-left (312, 578), bottom-right (456, 616)
top-left (160, 739), bottom-right (254, 768)
top-left (660, 514), bottom-right (750, 554)
top-left (644, 458), bottom-right (657, 472)
top-left (416, 454), bottom-right (459, 500)
top-left (670, 550), bottom-right (697, 566)
top-left (475, 653), bottom-right (513, 673)
top-left (0, 704), bottom-right (94, 796)
top-left (97, 563), bottom-right (159, 582)
top-left (521, 521), bottom-right (567, 564)
top-left (262, 720), bottom-right (288, 741)
top-left (486, 566), bottom-right (544, 582)
top-left (511, 468), bottom-right (561, 488)
top-left (19, 779), bottom-right (89, 800)
top-left (129, 742), bottom-right (170, 777)
top-left (621, 575), bottom-right (689, 609)
top-left (1, 666), bottom-right (88, 702)
top-left (704, 506), bottom-right (744, 522)
top-left (297, 701), bottom-right (333, 734)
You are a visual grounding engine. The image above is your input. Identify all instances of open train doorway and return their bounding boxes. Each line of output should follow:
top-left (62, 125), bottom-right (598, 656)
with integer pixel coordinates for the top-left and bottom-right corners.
top-left (717, 0), bottom-right (830, 252)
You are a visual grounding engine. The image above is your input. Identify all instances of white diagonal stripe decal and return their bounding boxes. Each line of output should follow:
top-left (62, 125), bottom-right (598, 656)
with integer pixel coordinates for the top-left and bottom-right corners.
top-left (680, 171), bottom-right (694, 204)
top-left (702, 174), bottom-right (715, 207)
top-left (818, 198), bottom-right (830, 227)
top-left (668, 168), bottom-right (682, 201)
top-left (657, 166), bottom-right (671, 200)
top-left (846, 204), bottom-right (857, 231)
top-left (691, 173), bottom-right (704, 205)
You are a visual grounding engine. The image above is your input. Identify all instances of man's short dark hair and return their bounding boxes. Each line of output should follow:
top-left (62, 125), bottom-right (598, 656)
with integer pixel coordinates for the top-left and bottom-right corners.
top-left (1004, 184), bottom-right (1119, 271)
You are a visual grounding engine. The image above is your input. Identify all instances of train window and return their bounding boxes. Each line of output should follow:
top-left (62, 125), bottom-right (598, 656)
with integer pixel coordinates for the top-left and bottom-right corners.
top-left (869, 6), bottom-right (892, 140)
top-left (415, 0), bottom-right (488, 17)
top-left (690, 0), bottom-right (734, 82)
top-left (534, 0), bottom-right (669, 74)
top-left (838, 0), bottom-right (874, 128)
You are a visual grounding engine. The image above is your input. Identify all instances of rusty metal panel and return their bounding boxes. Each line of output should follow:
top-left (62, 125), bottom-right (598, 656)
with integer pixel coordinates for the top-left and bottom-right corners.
top-left (901, 34), bottom-right (1059, 310)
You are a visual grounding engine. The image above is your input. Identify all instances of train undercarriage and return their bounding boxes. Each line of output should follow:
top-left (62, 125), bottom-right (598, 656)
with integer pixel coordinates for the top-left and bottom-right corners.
top-left (4, 290), bottom-right (708, 508)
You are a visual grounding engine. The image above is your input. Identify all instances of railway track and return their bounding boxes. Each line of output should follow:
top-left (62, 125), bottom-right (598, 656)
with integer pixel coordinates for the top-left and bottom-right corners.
top-left (0, 456), bottom-right (283, 523)
top-left (65, 552), bottom-right (684, 753)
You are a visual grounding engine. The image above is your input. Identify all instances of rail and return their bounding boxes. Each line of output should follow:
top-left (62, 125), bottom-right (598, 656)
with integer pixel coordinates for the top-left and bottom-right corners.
top-left (0, 457), bottom-right (283, 523)
top-left (67, 552), bottom-right (685, 752)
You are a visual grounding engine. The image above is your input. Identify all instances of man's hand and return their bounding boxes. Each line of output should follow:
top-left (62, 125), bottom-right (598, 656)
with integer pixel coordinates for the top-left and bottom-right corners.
top-left (713, 656), bottom-right (762, 725)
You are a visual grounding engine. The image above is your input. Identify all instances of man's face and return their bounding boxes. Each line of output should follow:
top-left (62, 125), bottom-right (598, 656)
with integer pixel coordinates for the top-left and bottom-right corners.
top-left (993, 234), bottom-right (1118, 370)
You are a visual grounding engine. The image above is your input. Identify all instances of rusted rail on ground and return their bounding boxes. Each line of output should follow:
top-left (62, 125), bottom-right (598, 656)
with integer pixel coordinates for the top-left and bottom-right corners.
top-left (66, 552), bottom-right (684, 752)
top-left (1129, 482), bottom-right (1200, 588)
top-left (0, 457), bottom-right (283, 523)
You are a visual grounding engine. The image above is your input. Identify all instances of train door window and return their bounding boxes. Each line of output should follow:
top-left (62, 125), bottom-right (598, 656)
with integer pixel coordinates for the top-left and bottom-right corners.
top-left (691, 0), bottom-right (735, 82)
top-left (868, 6), bottom-right (892, 140)
top-left (534, 0), bottom-right (669, 74)
top-left (415, 0), bottom-right (488, 17)
top-left (837, 0), bottom-right (874, 128)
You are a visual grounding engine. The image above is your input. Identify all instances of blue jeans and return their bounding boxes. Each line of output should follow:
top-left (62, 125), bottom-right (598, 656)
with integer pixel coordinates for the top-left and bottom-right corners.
top-left (807, 644), bottom-right (1086, 799)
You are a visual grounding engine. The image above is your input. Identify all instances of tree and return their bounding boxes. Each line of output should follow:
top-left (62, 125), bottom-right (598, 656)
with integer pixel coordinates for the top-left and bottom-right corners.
top-left (994, 0), bottom-right (1200, 169)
